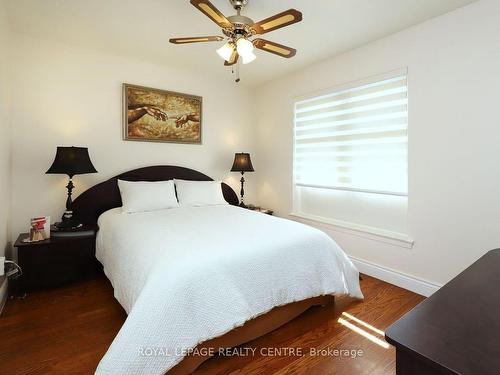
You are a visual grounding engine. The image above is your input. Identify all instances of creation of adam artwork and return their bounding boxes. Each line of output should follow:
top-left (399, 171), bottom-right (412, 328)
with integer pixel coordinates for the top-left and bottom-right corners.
top-left (123, 84), bottom-right (202, 144)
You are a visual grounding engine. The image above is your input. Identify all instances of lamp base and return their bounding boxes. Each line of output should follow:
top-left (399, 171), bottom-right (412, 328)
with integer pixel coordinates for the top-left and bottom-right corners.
top-left (54, 210), bottom-right (83, 231)
top-left (239, 202), bottom-right (247, 208)
top-left (54, 220), bottom-right (83, 231)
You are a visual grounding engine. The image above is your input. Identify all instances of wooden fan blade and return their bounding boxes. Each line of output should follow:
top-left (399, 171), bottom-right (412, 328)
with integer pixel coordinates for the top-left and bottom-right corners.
top-left (190, 0), bottom-right (232, 29)
top-left (253, 39), bottom-right (297, 58)
top-left (251, 9), bottom-right (302, 35)
top-left (170, 36), bottom-right (224, 44)
top-left (224, 52), bottom-right (239, 66)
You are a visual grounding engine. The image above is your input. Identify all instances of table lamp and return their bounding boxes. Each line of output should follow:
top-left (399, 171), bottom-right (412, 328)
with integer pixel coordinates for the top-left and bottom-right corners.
top-left (230, 153), bottom-right (254, 208)
top-left (46, 146), bottom-right (97, 229)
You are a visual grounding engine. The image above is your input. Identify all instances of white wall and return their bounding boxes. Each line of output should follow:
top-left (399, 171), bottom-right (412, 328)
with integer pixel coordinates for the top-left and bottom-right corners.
top-left (0, 0), bottom-right (11, 257)
top-left (6, 0), bottom-right (500, 295)
top-left (255, 0), bottom-right (500, 291)
top-left (9, 34), bottom-right (257, 237)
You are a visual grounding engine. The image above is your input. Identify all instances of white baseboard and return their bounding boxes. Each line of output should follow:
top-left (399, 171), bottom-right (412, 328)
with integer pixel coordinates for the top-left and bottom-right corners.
top-left (0, 276), bottom-right (7, 316)
top-left (350, 256), bottom-right (442, 297)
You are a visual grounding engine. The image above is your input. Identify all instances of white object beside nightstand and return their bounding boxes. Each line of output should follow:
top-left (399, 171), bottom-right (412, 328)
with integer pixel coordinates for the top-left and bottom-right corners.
top-left (0, 275), bottom-right (7, 316)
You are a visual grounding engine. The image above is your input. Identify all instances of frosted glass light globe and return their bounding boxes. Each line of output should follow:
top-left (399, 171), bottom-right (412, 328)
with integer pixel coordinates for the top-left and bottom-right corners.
top-left (240, 51), bottom-right (256, 64)
top-left (216, 42), bottom-right (235, 61)
top-left (236, 38), bottom-right (256, 64)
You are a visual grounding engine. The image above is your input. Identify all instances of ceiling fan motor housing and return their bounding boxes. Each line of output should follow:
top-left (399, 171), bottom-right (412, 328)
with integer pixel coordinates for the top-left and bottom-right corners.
top-left (225, 15), bottom-right (254, 38)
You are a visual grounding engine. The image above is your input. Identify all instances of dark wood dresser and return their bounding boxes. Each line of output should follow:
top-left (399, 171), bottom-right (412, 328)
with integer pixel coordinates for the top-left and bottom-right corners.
top-left (12, 229), bottom-right (101, 295)
top-left (385, 249), bottom-right (500, 375)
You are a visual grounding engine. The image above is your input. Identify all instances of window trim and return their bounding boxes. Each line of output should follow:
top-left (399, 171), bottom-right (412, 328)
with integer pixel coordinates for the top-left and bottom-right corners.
top-left (289, 211), bottom-right (414, 248)
top-left (294, 183), bottom-right (407, 197)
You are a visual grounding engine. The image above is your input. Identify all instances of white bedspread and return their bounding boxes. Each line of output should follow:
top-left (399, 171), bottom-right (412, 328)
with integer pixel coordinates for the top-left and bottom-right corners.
top-left (95, 205), bottom-right (363, 375)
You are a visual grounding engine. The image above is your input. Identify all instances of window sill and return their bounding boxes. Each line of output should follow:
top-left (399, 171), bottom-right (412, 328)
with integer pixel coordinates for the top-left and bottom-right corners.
top-left (289, 212), bottom-right (414, 249)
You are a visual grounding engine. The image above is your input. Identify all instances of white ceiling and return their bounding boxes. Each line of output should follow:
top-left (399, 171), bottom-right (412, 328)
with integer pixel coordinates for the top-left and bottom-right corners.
top-left (6, 0), bottom-right (477, 87)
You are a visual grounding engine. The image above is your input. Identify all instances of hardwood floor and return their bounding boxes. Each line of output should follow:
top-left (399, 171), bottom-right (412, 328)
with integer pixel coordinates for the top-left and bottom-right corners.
top-left (0, 275), bottom-right (424, 375)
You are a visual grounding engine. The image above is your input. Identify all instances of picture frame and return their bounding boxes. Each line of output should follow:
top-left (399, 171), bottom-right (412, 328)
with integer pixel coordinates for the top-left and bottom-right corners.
top-left (123, 83), bottom-right (202, 144)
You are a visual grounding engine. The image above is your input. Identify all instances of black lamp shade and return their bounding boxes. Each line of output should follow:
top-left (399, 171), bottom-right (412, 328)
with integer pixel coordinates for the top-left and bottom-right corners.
top-left (46, 147), bottom-right (97, 178)
top-left (231, 153), bottom-right (254, 173)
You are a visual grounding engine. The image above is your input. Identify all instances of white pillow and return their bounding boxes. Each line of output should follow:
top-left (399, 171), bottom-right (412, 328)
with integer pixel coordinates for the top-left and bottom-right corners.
top-left (117, 180), bottom-right (179, 213)
top-left (174, 179), bottom-right (228, 207)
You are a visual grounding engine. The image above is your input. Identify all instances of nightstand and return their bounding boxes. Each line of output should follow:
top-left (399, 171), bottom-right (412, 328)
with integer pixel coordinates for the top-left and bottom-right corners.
top-left (12, 227), bottom-right (101, 295)
top-left (245, 205), bottom-right (274, 215)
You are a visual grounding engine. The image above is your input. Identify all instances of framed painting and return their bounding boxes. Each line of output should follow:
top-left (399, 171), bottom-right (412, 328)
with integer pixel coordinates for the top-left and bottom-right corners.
top-left (123, 84), bottom-right (202, 144)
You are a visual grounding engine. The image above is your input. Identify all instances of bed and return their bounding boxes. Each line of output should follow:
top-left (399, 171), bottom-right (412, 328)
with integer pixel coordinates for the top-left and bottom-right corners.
top-left (70, 166), bottom-right (363, 375)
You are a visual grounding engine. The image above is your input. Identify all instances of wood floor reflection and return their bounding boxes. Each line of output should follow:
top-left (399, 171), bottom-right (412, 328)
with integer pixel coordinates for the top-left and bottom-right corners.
top-left (0, 274), bottom-right (423, 374)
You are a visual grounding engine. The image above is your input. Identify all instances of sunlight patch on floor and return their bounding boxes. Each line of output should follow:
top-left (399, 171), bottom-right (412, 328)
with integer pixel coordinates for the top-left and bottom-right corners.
top-left (338, 312), bottom-right (390, 349)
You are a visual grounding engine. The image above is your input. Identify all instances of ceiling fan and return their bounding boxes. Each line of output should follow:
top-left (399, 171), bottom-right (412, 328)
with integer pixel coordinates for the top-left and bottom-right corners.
top-left (170, 0), bottom-right (302, 77)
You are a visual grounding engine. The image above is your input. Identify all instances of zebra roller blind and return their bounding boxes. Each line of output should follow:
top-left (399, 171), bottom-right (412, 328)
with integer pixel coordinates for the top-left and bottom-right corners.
top-left (294, 71), bottom-right (408, 196)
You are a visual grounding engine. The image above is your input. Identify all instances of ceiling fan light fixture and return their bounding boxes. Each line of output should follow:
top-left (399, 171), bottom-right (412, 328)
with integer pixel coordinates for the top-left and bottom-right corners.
top-left (216, 41), bottom-right (235, 61)
top-left (240, 51), bottom-right (256, 64)
top-left (236, 38), bottom-right (254, 55)
top-left (236, 38), bottom-right (256, 64)
top-left (171, 1), bottom-right (302, 77)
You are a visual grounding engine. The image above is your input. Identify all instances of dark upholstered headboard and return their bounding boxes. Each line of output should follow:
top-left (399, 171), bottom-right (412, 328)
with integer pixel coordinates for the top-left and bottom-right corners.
top-left (70, 166), bottom-right (239, 225)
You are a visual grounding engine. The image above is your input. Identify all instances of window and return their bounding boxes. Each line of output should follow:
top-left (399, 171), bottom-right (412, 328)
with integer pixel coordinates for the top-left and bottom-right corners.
top-left (293, 70), bottom-right (409, 240)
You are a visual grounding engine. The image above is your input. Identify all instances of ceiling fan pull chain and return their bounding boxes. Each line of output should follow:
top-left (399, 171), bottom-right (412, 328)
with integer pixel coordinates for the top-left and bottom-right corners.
top-left (235, 60), bottom-right (240, 83)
